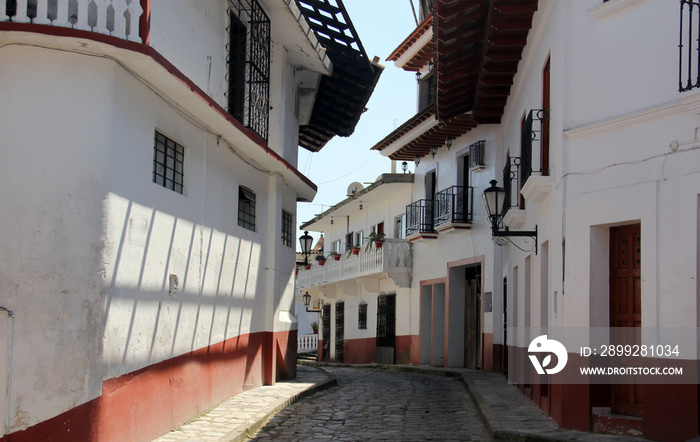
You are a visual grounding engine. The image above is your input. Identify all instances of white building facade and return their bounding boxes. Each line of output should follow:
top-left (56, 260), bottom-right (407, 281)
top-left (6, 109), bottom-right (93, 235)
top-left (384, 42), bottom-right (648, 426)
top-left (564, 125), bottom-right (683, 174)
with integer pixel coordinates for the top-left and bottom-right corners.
top-left (369, 0), bottom-right (700, 439)
top-left (0, 0), bottom-right (379, 440)
top-left (297, 174), bottom-right (414, 364)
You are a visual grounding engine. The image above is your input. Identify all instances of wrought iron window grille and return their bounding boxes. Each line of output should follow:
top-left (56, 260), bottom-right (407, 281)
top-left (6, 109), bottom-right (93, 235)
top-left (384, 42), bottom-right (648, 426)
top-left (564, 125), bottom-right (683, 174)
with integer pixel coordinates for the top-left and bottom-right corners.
top-left (238, 186), bottom-right (256, 231)
top-left (521, 109), bottom-right (549, 186)
top-left (502, 157), bottom-right (522, 214)
top-left (226, 0), bottom-right (270, 141)
top-left (358, 303), bottom-right (367, 330)
top-left (469, 140), bottom-right (486, 170)
top-left (153, 131), bottom-right (185, 194)
top-left (281, 210), bottom-right (293, 248)
top-left (680, 0), bottom-right (700, 92)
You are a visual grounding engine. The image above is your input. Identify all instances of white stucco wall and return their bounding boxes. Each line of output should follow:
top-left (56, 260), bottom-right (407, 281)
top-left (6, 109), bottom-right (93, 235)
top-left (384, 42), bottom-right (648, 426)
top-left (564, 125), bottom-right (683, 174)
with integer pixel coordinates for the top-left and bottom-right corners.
top-left (149, 1), bottom-right (229, 108)
top-left (0, 47), bottom-right (113, 430)
top-left (0, 35), bottom-right (302, 432)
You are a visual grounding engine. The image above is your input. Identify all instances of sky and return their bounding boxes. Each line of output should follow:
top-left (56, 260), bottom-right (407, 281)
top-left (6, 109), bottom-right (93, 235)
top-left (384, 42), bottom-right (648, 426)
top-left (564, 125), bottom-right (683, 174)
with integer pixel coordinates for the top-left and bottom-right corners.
top-left (296, 0), bottom-right (419, 250)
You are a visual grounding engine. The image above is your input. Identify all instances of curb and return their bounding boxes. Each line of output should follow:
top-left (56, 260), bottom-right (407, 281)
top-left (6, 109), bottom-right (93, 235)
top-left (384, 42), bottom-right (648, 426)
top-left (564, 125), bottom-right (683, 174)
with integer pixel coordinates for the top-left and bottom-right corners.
top-left (230, 368), bottom-right (338, 442)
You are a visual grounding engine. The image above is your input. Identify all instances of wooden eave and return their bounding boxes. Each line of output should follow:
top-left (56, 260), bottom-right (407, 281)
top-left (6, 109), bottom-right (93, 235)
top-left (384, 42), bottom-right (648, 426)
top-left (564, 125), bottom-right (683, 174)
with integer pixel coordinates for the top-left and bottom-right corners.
top-left (296, 0), bottom-right (384, 152)
top-left (370, 103), bottom-right (477, 161)
top-left (386, 13), bottom-right (433, 70)
top-left (436, 0), bottom-right (537, 123)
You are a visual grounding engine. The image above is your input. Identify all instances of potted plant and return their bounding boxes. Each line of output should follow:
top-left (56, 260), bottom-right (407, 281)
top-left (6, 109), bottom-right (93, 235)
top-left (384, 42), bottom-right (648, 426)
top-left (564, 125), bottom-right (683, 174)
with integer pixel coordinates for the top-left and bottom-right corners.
top-left (311, 322), bottom-right (318, 334)
top-left (315, 254), bottom-right (326, 266)
top-left (329, 251), bottom-right (341, 261)
top-left (351, 246), bottom-right (360, 255)
top-left (367, 231), bottom-right (386, 249)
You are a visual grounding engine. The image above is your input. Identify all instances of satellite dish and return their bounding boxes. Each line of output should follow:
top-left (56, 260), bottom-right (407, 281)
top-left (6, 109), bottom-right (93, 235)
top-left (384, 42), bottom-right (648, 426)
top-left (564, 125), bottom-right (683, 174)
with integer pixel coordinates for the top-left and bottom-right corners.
top-left (346, 182), bottom-right (364, 196)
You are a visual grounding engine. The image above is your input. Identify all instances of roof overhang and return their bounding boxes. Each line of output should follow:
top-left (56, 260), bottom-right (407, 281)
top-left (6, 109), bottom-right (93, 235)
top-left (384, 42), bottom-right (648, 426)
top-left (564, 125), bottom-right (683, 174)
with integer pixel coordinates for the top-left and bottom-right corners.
top-left (264, 0), bottom-right (332, 75)
top-left (296, 0), bottom-right (384, 152)
top-left (370, 0), bottom-right (537, 160)
top-left (370, 104), bottom-right (477, 161)
top-left (386, 13), bottom-right (433, 71)
top-left (436, 0), bottom-right (537, 123)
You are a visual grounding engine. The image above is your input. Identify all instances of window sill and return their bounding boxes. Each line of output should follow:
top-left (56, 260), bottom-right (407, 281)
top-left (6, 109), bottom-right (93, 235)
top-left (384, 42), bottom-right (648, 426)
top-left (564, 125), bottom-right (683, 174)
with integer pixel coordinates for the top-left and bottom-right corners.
top-left (521, 175), bottom-right (553, 203)
top-left (587, 0), bottom-right (646, 19)
top-left (503, 209), bottom-right (527, 230)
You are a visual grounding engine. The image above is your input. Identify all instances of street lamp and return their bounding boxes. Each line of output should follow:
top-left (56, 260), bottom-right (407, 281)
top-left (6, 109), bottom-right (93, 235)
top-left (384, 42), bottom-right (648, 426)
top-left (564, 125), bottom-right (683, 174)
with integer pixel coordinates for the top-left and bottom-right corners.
top-left (299, 231), bottom-right (313, 265)
top-left (302, 291), bottom-right (321, 312)
top-left (482, 180), bottom-right (538, 254)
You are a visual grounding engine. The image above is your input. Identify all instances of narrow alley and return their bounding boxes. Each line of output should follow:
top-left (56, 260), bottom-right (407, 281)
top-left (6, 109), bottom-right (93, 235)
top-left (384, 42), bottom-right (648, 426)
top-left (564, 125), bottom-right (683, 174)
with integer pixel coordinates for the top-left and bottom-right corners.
top-left (250, 367), bottom-right (490, 441)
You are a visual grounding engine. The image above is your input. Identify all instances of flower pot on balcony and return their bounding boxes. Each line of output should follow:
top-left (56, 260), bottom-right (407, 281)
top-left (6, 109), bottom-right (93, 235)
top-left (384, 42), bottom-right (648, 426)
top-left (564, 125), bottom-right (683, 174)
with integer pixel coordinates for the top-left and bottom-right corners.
top-left (304, 264), bottom-right (311, 270)
top-left (374, 240), bottom-right (384, 248)
top-left (351, 247), bottom-right (360, 255)
top-left (331, 253), bottom-right (341, 261)
top-left (318, 259), bottom-right (325, 266)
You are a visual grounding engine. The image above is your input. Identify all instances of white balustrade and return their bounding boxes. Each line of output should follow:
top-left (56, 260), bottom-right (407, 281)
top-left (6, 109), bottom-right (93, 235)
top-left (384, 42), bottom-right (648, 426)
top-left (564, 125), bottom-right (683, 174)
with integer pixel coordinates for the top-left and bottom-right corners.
top-left (296, 239), bottom-right (412, 290)
top-left (1, 0), bottom-right (143, 43)
top-left (297, 334), bottom-right (318, 354)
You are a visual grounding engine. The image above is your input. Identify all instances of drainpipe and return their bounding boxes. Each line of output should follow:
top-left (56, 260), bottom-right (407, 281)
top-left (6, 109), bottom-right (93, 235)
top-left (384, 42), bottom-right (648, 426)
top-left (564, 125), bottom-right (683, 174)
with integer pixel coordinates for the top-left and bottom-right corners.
top-left (0, 306), bottom-right (14, 441)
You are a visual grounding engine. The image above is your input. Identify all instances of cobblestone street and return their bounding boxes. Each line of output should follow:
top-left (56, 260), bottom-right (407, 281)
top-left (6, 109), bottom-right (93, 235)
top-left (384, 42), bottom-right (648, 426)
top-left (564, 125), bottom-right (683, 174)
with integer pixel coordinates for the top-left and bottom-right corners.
top-left (250, 367), bottom-right (490, 441)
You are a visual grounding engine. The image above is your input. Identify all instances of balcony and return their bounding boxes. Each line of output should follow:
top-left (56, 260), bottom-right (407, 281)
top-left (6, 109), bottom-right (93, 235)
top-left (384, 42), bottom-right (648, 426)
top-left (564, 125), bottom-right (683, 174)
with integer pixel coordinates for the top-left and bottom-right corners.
top-left (296, 238), bottom-right (412, 291)
top-left (405, 199), bottom-right (438, 241)
top-left (502, 157), bottom-right (526, 229)
top-left (433, 186), bottom-right (473, 233)
top-left (1, 0), bottom-right (144, 43)
top-left (520, 109), bottom-right (552, 202)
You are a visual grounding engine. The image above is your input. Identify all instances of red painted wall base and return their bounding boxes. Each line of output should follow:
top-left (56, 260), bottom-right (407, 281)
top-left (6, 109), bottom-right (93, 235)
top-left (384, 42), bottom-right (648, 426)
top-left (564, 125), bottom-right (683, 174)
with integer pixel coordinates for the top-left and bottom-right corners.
top-left (6, 329), bottom-right (296, 442)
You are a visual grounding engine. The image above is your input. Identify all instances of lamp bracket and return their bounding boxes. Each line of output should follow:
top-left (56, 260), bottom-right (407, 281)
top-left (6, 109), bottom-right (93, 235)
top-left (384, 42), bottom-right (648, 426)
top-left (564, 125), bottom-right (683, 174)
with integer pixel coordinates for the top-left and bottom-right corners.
top-left (491, 225), bottom-right (538, 255)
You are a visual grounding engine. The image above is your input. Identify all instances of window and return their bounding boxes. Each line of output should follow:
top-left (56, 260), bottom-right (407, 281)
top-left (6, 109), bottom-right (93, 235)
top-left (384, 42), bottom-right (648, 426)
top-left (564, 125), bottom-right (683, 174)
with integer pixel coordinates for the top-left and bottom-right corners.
top-left (281, 210), bottom-right (293, 247)
top-left (358, 303), bottom-right (367, 330)
top-left (355, 231), bottom-right (364, 247)
top-left (238, 186), bottom-right (256, 231)
top-left (418, 72), bottom-right (435, 111)
top-left (395, 214), bottom-right (406, 239)
top-left (153, 131), bottom-right (184, 194)
top-left (228, 0), bottom-right (271, 140)
top-left (332, 239), bottom-right (342, 254)
top-left (345, 232), bottom-right (353, 251)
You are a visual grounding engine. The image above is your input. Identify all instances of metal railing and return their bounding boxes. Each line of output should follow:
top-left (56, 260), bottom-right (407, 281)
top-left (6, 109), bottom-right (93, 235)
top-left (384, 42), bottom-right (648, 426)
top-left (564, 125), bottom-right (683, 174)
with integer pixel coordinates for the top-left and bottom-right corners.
top-left (503, 157), bottom-right (522, 211)
top-left (521, 109), bottom-right (549, 184)
top-left (680, 0), bottom-right (700, 91)
top-left (0, 0), bottom-right (143, 42)
top-left (434, 186), bottom-right (473, 226)
top-left (227, 0), bottom-right (270, 141)
top-left (406, 199), bottom-right (435, 236)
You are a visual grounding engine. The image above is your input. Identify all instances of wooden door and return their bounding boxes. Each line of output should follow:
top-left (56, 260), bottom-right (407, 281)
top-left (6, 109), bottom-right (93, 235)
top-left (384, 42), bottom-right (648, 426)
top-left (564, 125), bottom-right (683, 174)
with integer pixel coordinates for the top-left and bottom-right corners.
top-left (610, 224), bottom-right (642, 416)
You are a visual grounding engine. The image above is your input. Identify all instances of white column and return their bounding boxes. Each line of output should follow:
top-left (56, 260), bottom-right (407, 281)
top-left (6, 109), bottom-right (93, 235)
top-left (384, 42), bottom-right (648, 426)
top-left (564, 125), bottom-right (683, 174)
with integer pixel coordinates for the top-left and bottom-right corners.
top-left (14, 0), bottom-right (31, 23)
top-left (53, 0), bottom-right (71, 27)
top-left (126, 0), bottom-right (142, 42)
top-left (111, 0), bottom-right (127, 39)
top-left (73, 0), bottom-right (91, 31)
top-left (92, 0), bottom-right (110, 35)
top-left (34, 0), bottom-right (53, 25)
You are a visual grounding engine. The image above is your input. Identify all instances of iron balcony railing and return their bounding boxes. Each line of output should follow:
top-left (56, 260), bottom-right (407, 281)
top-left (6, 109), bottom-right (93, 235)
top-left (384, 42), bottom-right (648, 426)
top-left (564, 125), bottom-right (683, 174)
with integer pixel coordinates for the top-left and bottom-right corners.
top-left (680, 0), bottom-right (700, 92)
top-left (406, 199), bottom-right (435, 236)
top-left (434, 186), bottom-right (473, 227)
top-left (503, 157), bottom-right (522, 212)
top-left (521, 109), bottom-right (549, 184)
